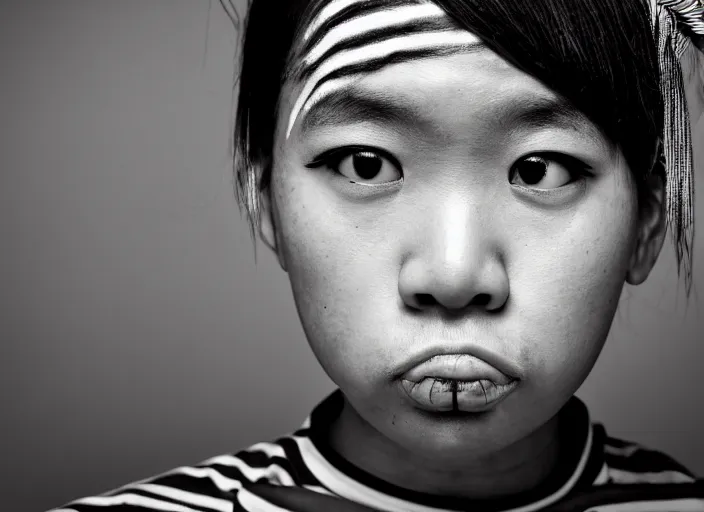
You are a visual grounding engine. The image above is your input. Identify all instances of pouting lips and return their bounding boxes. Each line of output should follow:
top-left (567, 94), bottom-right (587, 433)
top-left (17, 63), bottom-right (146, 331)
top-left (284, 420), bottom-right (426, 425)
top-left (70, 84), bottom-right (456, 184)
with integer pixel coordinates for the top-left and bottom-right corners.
top-left (400, 377), bottom-right (519, 412)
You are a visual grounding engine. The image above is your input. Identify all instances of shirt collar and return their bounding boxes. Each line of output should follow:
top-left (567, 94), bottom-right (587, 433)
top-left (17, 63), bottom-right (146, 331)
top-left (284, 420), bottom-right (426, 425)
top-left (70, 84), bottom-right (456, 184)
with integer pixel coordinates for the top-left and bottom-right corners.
top-left (292, 390), bottom-right (605, 512)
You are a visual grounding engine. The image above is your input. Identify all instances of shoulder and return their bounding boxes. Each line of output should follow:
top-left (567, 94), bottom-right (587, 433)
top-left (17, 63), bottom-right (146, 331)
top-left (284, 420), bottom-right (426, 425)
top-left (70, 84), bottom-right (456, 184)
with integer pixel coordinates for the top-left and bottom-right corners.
top-left (552, 426), bottom-right (704, 511)
top-left (594, 426), bottom-right (697, 485)
top-left (48, 435), bottom-right (323, 512)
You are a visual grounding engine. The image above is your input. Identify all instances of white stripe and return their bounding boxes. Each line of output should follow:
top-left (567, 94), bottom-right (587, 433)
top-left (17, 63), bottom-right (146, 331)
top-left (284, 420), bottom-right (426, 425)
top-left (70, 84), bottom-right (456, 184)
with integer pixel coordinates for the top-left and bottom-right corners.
top-left (50, 509), bottom-right (79, 512)
top-left (204, 454), bottom-right (297, 486)
top-left (287, 30), bottom-right (482, 138)
top-left (584, 498), bottom-right (704, 512)
top-left (303, 3), bottom-right (446, 66)
top-left (592, 463), bottom-right (611, 485)
top-left (606, 467), bottom-right (695, 484)
top-left (603, 443), bottom-right (641, 457)
top-left (70, 493), bottom-right (201, 512)
top-left (294, 75), bottom-right (362, 132)
top-left (237, 486), bottom-right (292, 512)
top-left (293, 424), bottom-right (594, 512)
top-left (303, 0), bottom-right (369, 41)
top-left (649, 0), bottom-right (660, 27)
top-left (132, 483), bottom-right (232, 512)
top-left (303, 484), bottom-right (336, 496)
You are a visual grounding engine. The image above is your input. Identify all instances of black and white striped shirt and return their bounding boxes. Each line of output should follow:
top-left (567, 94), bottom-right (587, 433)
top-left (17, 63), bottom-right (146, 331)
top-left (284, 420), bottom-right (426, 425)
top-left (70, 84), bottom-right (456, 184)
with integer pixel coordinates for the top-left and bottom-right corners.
top-left (51, 390), bottom-right (704, 512)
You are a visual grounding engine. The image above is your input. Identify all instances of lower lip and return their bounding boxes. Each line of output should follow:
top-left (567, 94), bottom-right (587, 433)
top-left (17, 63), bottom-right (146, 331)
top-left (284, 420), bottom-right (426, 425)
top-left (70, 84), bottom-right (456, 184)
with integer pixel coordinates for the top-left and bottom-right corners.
top-left (400, 378), bottom-right (518, 413)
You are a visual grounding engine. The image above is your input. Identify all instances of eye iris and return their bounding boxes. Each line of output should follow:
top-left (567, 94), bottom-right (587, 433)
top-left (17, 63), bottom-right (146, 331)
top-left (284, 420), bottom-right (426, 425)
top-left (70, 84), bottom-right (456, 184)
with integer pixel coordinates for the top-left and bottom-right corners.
top-left (353, 152), bottom-right (382, 179)
top-left (517, 157), bottom-right (547, 185)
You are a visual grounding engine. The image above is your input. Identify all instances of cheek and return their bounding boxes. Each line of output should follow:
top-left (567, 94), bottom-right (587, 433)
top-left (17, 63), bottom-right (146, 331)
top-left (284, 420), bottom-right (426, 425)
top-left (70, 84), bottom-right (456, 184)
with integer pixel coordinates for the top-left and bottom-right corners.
top-left (507, 186), bottom-right (638, 387)
top-left (272, 168), bottom-right (396, 381)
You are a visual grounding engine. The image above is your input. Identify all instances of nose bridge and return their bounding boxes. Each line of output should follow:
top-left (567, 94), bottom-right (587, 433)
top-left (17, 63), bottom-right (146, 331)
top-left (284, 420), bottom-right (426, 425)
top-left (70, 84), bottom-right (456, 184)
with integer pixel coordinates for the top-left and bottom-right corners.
top-left (427, 191), bottom-right (488, 272)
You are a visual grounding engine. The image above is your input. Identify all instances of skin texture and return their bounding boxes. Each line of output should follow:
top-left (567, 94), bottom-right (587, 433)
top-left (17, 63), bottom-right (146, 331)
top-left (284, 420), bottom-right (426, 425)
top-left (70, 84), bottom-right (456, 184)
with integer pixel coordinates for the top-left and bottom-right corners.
top-left (257, 47), bottom-right (668, 499)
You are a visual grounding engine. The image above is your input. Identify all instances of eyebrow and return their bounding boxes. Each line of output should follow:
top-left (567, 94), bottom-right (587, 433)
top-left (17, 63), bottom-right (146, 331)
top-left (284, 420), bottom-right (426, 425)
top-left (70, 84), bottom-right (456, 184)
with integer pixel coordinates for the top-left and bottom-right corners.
top-left (298, 85), bottom-right (606, 148)
top-left (506, 97), bottom-right (597, 135)
top-left (299, 86), bottom-right (428, 136)
top-left (506, 97), bottom-right (611, 151)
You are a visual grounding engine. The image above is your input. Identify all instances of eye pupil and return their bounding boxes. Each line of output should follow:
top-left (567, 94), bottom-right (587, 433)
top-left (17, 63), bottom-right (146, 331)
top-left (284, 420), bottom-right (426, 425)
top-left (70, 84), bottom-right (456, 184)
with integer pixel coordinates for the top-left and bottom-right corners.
top-left (517, 157), bottom-right (547, 185)
top-left (353, 152), bottom-right (382, 179)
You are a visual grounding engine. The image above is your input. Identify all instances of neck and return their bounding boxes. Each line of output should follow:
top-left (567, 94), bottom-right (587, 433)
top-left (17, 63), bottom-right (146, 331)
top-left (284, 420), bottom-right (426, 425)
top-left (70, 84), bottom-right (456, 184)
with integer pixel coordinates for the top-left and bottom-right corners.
top-left (327, 399), bottom-right (564, 500)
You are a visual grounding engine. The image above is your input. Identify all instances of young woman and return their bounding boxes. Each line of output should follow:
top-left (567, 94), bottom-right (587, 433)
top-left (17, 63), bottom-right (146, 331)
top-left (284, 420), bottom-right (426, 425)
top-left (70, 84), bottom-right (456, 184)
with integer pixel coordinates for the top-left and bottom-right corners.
top-left (52, 0), bottom-right (704, 510)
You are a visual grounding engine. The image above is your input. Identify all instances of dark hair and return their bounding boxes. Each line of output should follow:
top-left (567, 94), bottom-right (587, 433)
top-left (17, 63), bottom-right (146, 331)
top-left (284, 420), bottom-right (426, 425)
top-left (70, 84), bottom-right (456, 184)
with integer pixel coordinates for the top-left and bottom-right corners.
top-left (223, 0), bottom-right (690, 285)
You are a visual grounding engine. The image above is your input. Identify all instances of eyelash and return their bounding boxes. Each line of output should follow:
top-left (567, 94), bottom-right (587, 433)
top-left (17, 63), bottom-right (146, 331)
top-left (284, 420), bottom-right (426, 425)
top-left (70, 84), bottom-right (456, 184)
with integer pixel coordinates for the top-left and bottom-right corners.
top-left (305, 145), bottom-right (403, 175)
top-left (305, 146), bottom-right (592, 184)
top-left (509, 151), bottom-right (593, 184)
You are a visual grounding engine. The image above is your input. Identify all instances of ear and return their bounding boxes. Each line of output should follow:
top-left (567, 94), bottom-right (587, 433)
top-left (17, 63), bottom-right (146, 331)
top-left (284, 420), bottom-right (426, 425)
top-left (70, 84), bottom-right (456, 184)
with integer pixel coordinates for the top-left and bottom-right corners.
top-left (626, 170), bottom-right (667, 286)
top-left (257, 161), bottom-right (288, 272)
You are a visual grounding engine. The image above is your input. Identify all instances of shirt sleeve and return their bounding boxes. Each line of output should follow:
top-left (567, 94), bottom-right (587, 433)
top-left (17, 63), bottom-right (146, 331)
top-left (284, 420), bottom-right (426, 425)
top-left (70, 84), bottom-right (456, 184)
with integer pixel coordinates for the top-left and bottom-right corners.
top-left (47, 460), bottom-right (253, 512)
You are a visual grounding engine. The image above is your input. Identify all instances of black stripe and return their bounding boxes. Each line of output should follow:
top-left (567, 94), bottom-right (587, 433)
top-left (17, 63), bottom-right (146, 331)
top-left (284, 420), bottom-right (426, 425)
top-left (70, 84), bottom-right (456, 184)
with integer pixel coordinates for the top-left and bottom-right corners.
top-left (278, 437), bottom-right (327, 488)
top-left (291, 426), bottom-right (312, 437)
top-left (297, 18), bottom-right (457, 81)
top-left (307, 389), bottom-right (344, 431)
top-left (604, 435), bottom-right (633, 449)
top-left (234, 448), bottom-right (276, 468)
top-left (303, 0), bottom-right (415, 56)
top-left (604, 448), bottom-right (695, 477)
top-left (544, 481), bottom-right (704, 511)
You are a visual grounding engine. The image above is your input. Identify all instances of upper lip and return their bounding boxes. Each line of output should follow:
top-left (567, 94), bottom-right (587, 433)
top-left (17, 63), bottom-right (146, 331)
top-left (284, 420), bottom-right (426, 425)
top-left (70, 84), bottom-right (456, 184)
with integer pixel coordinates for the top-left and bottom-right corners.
top-left (392, 344), bottom-right (523, 382)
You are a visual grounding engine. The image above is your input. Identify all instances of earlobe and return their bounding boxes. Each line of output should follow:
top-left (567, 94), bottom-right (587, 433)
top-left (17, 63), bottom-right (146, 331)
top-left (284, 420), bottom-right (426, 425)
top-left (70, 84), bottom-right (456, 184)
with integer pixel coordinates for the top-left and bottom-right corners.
top-left (626, 171), bottom-right (667, 286)
top-left (257, 170), bottom-right (288, 272)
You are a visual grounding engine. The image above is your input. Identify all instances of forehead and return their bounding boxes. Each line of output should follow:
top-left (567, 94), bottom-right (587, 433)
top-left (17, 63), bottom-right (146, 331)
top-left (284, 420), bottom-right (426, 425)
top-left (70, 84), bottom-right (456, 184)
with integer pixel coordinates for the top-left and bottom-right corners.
top-left (291, 52), bottom-right (607, 150)
top-left (284, 0), bottom-right (482, 138)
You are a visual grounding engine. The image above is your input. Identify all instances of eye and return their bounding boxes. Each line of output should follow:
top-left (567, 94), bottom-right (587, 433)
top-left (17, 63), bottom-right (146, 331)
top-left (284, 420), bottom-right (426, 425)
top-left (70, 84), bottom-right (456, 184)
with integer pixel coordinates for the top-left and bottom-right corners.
top-left (306, 146), bottom-right (403, 184)
top-left (509, 153), bottom-right (591, 190)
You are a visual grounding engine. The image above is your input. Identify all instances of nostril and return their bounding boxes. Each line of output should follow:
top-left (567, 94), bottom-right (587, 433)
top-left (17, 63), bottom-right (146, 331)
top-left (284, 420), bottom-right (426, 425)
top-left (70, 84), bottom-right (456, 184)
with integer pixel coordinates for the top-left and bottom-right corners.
top-left (414, 292), bottom-right (492, 310)
top-left (415, 293), bottom-right (437, 307)
top-left (470, 293), bottom-right (491, 307)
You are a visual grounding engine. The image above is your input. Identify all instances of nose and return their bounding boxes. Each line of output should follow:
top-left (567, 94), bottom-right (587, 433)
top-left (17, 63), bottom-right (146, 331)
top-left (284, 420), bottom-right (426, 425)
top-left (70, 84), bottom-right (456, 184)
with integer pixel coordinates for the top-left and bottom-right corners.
top-left (398, 194), bottom-right (509, 313)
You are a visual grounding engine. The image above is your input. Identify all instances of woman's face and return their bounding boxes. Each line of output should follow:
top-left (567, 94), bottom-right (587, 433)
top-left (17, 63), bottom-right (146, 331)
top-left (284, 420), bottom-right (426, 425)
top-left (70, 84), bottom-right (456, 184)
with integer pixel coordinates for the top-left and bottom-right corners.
top-left (261, 43), bottom-right (657, 460)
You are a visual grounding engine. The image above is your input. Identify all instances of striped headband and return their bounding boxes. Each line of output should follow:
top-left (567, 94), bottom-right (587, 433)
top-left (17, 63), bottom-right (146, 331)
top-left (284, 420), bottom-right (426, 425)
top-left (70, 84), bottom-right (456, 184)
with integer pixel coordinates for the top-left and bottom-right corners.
top-left (285, 0), bottom-right (479, 139)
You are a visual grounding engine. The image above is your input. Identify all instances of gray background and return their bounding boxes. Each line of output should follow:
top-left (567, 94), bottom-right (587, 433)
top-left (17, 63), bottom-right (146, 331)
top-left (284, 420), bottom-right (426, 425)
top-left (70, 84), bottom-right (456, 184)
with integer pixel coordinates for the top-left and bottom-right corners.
top-left (1, 2), bottom-right (703, 511)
